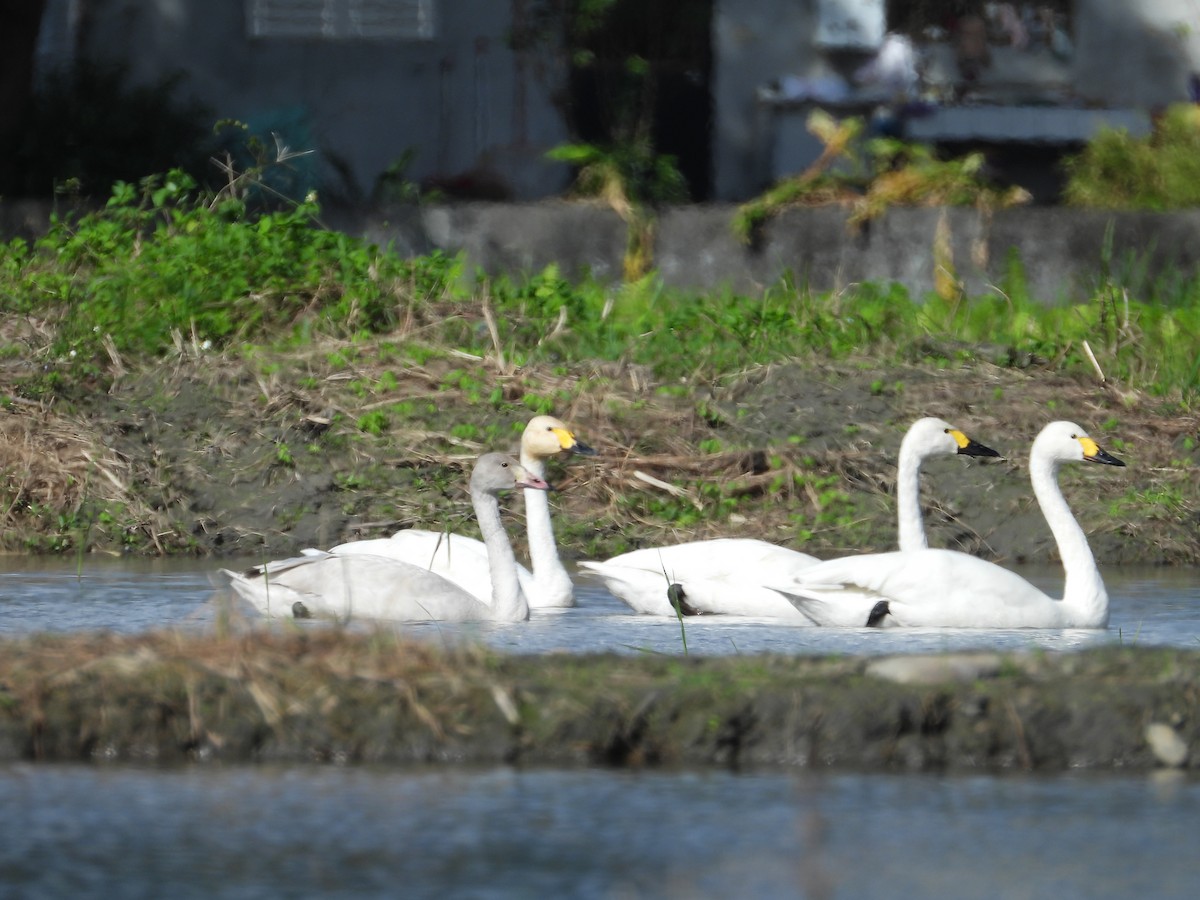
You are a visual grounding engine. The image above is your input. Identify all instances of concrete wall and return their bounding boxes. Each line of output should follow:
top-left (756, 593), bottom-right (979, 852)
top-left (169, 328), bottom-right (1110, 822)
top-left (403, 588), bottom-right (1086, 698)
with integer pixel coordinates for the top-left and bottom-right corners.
top-left (331, 202), bottom-right (1200, 305)
top-left (41, 0), bottom-right (571, 201)
top-left (9, 197), bottom-right (1200, 303)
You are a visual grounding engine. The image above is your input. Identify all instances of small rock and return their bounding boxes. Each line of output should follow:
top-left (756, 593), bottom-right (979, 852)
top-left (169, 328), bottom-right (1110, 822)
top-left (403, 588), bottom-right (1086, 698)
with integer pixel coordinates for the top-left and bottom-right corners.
top-left (866, 653), bottom-right (1006, 685)
top-left (1144, 722), bottom-right (1189, 768)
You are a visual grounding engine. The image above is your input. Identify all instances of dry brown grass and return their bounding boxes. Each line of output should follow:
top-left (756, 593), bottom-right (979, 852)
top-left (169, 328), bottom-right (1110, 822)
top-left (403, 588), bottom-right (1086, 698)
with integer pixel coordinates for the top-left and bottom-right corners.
top-left (0, 402), bottom-right (136, 532)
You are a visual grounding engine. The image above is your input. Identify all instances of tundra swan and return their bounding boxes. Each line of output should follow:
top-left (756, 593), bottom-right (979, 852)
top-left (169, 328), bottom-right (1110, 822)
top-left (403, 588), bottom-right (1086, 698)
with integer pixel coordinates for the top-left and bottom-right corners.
top-left (579, 417), bottom-right (999, 617)
top-left (772, 421), bottom-right (1124, 628)
top-left (219, 453), bottom-right (548, 623)
top-left (329, 416), bottom-right (594, 608)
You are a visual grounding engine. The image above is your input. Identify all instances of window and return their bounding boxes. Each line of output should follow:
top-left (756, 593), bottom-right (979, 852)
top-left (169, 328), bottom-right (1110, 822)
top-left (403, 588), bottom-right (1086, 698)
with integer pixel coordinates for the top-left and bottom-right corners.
top-left (816, 0), bottom-right (886, 50)
top-left (246, 0), bottom-right (436, 40)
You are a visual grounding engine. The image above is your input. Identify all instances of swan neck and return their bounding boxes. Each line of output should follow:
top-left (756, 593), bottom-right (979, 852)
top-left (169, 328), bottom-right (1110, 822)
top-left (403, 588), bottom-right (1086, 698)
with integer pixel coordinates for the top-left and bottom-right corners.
top-left (1030, 452), bottom-right (1107, 624)
top-left (895, 442), bottom-right (928, 552)
top-left (520, 454), bottom-right (573, 603)
top-left (472, 485), bottom-right (527, 621)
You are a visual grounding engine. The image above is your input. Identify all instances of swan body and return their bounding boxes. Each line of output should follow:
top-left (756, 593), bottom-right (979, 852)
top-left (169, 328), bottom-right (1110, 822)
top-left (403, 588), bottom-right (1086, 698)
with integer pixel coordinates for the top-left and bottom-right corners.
top-left (220, 453), bottom-right (548, 623)
top-left (578, 539), bottom-right (821, 618)
top-left (581, 417), bottom-right (998, 618)
top-left (329, 416), bottom-right (593, 608)
top-left (773, 421), bottom-right (1124, 628)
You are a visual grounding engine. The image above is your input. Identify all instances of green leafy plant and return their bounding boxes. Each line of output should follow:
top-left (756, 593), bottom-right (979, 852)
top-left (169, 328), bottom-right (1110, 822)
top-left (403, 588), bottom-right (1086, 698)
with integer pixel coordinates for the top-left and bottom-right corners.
top-left (0, 169), bottom-right (463, 383)
top-left (1064, 104), bottom-right (1200, 209)
top-left (357, 411), bottom-right (390, 437)
top-left (732, 110), bottom-right (1030, 243)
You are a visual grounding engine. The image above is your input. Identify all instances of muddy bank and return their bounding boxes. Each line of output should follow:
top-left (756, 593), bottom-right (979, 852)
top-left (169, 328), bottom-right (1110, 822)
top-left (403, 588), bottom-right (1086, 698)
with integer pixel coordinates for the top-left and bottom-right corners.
top-left (2, 344), bottom-right (1198, 566)
top-left (0, 631), bottom-right (1194, 772)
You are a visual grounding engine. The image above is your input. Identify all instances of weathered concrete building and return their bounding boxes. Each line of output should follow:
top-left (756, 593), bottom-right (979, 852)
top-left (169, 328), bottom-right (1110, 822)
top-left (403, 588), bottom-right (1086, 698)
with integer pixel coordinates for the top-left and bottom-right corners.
top-left (32, 1), bottom-right (1200, 203)
top-left (35, 0), bottom-right (573, 202)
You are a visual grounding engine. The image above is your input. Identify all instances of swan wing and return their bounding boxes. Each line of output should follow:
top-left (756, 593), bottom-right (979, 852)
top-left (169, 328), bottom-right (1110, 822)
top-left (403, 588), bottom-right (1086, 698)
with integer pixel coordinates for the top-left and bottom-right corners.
top-left (603, 538), bottom-right (820, 583)
top-left (579, 561), bottom-right (812, 620)
top-left (222, 553), bottom-right (494, 622)
top-left (778, 549), bottom-right (1063, 628)
top-left (330, 530), bottom-right (534, 604)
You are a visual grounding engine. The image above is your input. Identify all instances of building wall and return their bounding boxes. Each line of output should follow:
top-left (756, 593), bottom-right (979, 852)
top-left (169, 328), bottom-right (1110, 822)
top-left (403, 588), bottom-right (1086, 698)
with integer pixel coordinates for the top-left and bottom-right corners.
top-left (32, 1), bottom-right (1200, 205)
top-left (43, 0), bottom-right (571, 201)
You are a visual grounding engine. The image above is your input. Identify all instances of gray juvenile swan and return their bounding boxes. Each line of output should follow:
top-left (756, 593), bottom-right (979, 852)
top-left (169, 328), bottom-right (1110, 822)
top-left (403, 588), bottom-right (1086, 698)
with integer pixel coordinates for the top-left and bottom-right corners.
top-left (219, 453), bottom-right (549, 623)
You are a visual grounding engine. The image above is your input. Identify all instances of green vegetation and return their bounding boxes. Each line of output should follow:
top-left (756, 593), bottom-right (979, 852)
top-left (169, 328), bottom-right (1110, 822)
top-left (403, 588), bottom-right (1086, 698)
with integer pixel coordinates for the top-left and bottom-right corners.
top-left (733, 111), bottom-right (1031, 244)
top-left (1063, 104), bottom-right (1200, 209)
top-left (3, 169), bottom-right (1200, 402)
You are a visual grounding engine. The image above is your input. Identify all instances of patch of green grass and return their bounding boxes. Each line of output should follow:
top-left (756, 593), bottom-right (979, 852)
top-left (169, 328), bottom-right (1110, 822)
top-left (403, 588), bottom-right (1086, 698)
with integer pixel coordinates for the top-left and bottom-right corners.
top-left (6, 165), bottom-right (1200, 406)
top-left (1064, 104), bottom-right (1200, 210)
top-left (1110, 486), bottom-right (1187, 520)
top-left (357, 411), bottom-right (389, 437)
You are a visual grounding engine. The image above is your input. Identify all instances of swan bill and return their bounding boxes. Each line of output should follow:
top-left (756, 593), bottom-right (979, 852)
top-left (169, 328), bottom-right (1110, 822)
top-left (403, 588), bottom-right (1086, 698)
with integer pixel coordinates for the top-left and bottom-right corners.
top-left (1079, 437), bottom-right (1125, 467)
top-left (568, 437), bottom-right (597, 457)
top-left (953, 432), bottom-right (1002, 459)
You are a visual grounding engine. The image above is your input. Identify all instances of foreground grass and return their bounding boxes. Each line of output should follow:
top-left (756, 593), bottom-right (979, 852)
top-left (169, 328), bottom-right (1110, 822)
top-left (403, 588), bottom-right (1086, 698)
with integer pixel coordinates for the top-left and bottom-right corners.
top-left (0, 628), bottom-right (1196, 771)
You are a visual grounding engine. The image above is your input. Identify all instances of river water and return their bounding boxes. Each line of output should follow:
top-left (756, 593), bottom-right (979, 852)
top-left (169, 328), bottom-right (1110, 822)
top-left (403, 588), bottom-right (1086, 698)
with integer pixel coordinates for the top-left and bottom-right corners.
top-left (1, 557), bottom-right (1197, 899)
top-left (0, 556), bottom-right (1196, 656)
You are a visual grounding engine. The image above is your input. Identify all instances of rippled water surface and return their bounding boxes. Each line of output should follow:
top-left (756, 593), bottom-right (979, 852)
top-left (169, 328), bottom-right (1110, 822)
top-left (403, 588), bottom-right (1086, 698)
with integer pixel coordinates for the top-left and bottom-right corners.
top-left (2, 559), bottom-right (1197, 898)
top-left (1, 764), bottom-right (1197, 899)
top-left (0, 557), bottom-right (1196, 656)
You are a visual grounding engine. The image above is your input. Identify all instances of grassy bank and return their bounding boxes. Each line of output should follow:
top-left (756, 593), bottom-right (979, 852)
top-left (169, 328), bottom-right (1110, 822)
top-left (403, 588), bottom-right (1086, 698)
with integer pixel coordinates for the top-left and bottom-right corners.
top-left (0, 629), bottom-right (1195, 771)
top-left (0, 174), bottom-right (1197, 562)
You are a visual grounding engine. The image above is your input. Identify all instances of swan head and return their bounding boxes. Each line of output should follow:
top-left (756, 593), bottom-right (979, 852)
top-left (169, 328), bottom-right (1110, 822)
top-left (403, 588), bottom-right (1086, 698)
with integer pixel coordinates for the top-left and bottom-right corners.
top-left (904, 416), bottom-right (1001, 461)
top-left (1033, 421), bottom-right (1126, 467)
top-left (472, 452), bottom-right (551, 494)
top-left (522, 415), bottom-right (596, 461)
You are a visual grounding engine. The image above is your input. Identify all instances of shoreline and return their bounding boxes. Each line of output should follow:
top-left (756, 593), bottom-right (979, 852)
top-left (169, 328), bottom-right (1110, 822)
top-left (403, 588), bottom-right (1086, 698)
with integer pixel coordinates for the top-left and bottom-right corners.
top-left (1, 630), bottom-right (1194, 772)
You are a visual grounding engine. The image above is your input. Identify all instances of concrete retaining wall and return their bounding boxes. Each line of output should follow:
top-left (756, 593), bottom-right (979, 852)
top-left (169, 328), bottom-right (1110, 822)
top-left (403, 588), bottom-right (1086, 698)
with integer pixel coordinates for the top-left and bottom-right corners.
top-left (9, 199), bottom-right (1200, 304)
top-left (338, 202), bottom-right (1200, 304)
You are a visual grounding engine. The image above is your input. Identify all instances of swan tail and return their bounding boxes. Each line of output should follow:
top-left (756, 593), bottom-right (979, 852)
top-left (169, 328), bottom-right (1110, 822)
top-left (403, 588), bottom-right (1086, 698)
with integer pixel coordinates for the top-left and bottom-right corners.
top-left (770, 583), bottom-right (889, 627)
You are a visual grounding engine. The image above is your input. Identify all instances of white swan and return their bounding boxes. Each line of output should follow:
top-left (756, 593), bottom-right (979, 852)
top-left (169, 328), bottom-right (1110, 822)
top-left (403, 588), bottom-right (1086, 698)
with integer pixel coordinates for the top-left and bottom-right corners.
top-left (219, 453), bottom-right (548, 623)
top-left (519, 415), bottom-right (596, 607)
top-left (327, 415), bottom-right (594, 608)
top-left (771, 421), bottom-right (1125, 628)
top-left (578, 417), bottom-right (999, 618)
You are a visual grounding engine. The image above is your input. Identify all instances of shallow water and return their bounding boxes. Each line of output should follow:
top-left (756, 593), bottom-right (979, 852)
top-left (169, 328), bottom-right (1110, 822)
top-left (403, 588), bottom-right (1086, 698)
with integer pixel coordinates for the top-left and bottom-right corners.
top-left (2, 559), bottom-right (1197, 899)
top-left (0, 557), bottom-right (1196, 657)
top-left (0, 763), bottom-right (1196, 899)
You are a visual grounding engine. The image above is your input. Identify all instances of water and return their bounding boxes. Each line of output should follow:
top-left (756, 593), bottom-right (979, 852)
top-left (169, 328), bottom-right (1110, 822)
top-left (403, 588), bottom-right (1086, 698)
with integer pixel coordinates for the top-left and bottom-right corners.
top-left (0, 557), bottom-right (1196, 657)
top-left (1, 558), bottom-right (1197, 899)
top-left (0, 763), bottom-right (1196, 899)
